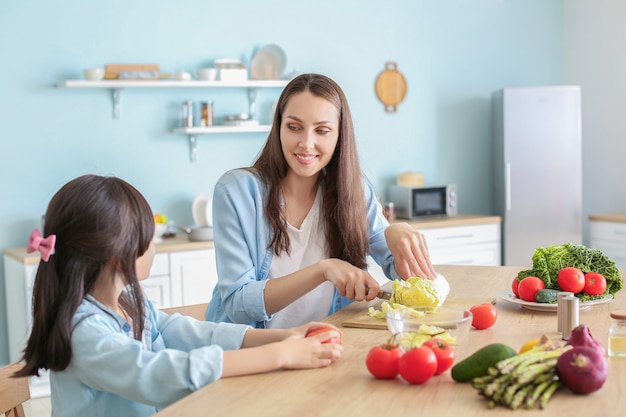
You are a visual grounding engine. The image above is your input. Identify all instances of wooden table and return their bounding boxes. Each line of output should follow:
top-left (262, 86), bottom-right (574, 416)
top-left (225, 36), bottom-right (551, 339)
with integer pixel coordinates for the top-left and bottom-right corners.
top-left (154, 265), bottom-right (625, 417)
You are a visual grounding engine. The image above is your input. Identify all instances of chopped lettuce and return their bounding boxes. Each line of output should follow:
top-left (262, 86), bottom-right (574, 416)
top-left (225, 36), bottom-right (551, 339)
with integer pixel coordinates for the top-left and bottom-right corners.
top-left (395, 329), bottom-right (456, 350)
top-left (517, 243), bottom-right (623, 302)
top-left (368, 276), bottom-right (443, 318)
top-left (391, 276), bottom-right (442, 307)
top-left (367, 302), bottom-right (428, 319)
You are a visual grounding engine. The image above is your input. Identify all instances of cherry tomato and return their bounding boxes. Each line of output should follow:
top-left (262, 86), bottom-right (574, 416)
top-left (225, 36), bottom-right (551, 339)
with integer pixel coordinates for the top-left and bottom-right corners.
top-left (557, 267), bottom-right (585, 294)
top-left (422, 338), bottom-right (456, 375)
top-left (365, 342), bottom-right (404, 379)
top-left (469, 303), bottom-right (498, 329)
top-left (305, 327), bottom-right (342, 344)
top-left (512, 277), bottom-right (520, 298)
top-left (517, 276), bottom-right (546, 302)
top-left (584, 272), bottom-right (607, 296)
top-left (398, 346), bottom-right (437, 384)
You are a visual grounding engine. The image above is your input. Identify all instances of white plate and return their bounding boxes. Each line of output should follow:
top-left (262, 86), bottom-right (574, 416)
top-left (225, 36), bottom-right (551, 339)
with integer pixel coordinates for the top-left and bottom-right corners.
top-left (499, 289), bottom-right (612, 312)
top-left (192, 193), bottom-right (212, 227)
top-left (250, 44), bottom-right (286, 80)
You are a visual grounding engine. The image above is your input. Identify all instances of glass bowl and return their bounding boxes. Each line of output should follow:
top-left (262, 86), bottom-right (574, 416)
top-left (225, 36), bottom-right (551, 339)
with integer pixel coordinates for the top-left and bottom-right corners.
top-left (386, 306), bottom-right (473, 349)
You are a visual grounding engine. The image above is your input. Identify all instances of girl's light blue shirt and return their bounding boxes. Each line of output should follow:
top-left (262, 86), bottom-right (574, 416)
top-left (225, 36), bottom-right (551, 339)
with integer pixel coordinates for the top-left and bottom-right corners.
top-left (50, 295), bottom-right (250, 417)
top-left (205, 168), bottom-right (400, 327)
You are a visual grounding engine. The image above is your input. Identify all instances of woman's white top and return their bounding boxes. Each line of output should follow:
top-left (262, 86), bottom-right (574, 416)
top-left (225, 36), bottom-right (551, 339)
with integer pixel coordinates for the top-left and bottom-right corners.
top-left (265, 188), bottom-right (334, 328)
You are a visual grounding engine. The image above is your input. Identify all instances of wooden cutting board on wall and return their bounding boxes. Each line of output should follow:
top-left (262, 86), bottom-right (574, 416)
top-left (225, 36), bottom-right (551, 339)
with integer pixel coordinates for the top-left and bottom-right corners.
top-left (375, 62), bottom-right (407, 112)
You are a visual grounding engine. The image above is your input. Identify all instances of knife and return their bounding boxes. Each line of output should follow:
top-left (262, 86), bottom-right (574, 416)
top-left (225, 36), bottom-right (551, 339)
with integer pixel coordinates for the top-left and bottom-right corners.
top-left (376, 289), bottom-right (393, 300)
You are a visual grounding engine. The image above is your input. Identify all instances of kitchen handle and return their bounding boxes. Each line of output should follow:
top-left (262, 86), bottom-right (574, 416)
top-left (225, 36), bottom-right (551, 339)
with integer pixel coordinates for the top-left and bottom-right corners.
top-left (505, 162), bottom-right (511, 212)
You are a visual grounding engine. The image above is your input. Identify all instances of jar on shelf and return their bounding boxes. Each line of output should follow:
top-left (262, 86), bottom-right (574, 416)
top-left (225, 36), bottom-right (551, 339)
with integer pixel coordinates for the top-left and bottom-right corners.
top-left (181, 100), bottom-right (194, 127)
top-left (200, 101), bottom-right (214, 127)
top-left (609, 310), bottom-right (626, 357)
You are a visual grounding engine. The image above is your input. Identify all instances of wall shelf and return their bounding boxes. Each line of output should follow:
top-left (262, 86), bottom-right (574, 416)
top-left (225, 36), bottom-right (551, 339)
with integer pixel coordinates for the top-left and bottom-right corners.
top-left (57, 79), bottom-right (288, 162)
top-left (172, 125), bottom-right (272, 162)
top-left (56, 79), bottom-right (288, 119)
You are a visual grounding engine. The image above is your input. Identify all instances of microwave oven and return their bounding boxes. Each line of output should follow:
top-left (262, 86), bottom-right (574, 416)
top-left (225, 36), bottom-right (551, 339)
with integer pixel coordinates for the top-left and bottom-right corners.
top-left (388, 184), bottom-right (458, 219)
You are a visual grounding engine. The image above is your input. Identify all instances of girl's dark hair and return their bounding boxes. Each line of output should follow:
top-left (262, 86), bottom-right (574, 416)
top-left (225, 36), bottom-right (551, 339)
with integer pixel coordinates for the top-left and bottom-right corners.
top-left (252, 73), bottom-right (368, 268)
top-left (15, 174), bottom-right (155, 376)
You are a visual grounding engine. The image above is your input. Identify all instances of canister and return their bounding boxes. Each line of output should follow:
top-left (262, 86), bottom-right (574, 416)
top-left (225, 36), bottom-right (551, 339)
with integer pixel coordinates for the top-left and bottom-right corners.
top-left (182, 100), bottom-right (194, 127)
top-left (608, 309), bottom-right (626, 357)
top-left (201, 101), bottom-right (214, 127)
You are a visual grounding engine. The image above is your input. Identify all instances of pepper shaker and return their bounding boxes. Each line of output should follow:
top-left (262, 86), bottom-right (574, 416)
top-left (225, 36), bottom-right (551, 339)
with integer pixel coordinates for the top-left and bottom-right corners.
top-left (561, 295), bottom-right (579, 340)
top-left (556, 291), bottom-right (574, 333)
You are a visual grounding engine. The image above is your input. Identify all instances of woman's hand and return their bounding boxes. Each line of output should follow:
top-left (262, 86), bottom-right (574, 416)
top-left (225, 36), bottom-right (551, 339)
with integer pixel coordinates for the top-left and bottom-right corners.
top-left (319, 259), bottom-right (381, 301)
top-left (385, 223), bottom-right (436, 280)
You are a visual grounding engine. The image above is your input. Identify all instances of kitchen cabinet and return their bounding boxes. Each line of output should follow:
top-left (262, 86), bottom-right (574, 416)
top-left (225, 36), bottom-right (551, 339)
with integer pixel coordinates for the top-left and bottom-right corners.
top-left (3, 235), bottom-right (217, 397)
top-left (56, 79), bottom-right (289, 162)
top-left (589, 213), bottom-right (626, 268)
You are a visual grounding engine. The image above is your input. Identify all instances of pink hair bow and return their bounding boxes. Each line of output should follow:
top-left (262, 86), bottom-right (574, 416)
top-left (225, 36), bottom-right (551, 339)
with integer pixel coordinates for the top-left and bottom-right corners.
top-left (27, 229), bottom-right (56, 262)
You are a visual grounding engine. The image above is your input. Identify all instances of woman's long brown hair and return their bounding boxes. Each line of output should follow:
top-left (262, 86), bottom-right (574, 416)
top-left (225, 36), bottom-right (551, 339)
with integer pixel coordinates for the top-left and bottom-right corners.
top-left (15, 175), bottom-right (155, 377)
top-left (252, 73), bottom-right (369, 268)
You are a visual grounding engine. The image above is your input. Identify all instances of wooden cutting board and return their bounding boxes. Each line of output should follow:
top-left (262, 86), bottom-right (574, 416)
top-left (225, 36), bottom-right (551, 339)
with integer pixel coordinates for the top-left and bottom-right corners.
top-left (375, 62), bottom-right (407, 113)
top-left (104, 63), bottom-right (160, 79)
top-left (342, 297), bottom-right (496, 330)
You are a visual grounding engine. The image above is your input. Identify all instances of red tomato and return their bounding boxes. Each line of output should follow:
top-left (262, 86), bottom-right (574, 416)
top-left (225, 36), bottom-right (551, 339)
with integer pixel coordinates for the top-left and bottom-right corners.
top-left (365, 342), bottom-right (404, 379)
top-left (305, 327), bottom-right (342, 344)
top-left (398, 346), bottom-right (437, 384)
top-left (584, 272), bottom-right (607, 296)
top-left (518, 276), bottom-right (546, 302)
top-left (422, 338), bottom-right (456, 375)
top-left (557, 267), bottom-right (585, 294)
top-left (469, 303), bottom-right (498, 330)
top-left (512, 277), bottom-right (520, 298)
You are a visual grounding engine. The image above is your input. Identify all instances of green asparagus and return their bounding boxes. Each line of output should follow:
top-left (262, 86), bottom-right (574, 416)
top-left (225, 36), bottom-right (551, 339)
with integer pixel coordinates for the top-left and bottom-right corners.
top-left (470, 338), bottom-right (569, 410)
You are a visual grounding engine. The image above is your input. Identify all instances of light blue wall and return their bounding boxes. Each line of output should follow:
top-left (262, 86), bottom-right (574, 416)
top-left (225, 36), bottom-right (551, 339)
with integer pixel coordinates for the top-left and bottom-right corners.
top-left (0, 0), bottom-right (563, 364)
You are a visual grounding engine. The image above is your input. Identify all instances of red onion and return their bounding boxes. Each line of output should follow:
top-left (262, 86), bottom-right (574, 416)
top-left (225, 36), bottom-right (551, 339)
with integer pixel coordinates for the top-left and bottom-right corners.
top-left (556, 346), bottom-right (608, 394)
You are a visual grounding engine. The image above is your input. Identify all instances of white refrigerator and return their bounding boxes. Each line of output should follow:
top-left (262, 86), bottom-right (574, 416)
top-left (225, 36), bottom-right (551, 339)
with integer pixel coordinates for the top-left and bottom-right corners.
top-left (492, 86), bottom-right (583, 266)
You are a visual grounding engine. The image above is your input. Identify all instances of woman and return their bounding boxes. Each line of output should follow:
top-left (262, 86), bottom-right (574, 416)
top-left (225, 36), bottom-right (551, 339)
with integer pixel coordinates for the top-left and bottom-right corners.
top-left (206, 73), bottom-right (438, 328)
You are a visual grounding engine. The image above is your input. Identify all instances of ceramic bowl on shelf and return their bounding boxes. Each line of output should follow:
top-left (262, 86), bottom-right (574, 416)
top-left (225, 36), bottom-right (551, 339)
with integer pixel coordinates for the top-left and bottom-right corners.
top-left (83, 68), bottom-right (105, 81)
top-left (386, 306), bottom-right (473, 349)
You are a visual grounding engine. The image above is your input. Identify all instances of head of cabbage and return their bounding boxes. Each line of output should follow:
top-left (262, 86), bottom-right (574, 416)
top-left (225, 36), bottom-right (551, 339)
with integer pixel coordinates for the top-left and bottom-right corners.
top-left (391, 276), bottom-right (444, 308)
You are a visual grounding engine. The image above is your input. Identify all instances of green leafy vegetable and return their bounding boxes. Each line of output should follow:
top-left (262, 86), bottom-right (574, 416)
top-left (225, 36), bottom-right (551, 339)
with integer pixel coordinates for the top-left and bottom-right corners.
top-left (517, 244), bottom-right (623, 302)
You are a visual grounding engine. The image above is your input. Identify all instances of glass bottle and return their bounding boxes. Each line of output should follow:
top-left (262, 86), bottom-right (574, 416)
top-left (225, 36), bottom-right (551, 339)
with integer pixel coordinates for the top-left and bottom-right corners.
top-left (201, 101), bottom-right (214, 127)
top-left (182, 100), bottom-right (194, 127)
top-left (608, 310), bottom-right (626, 357)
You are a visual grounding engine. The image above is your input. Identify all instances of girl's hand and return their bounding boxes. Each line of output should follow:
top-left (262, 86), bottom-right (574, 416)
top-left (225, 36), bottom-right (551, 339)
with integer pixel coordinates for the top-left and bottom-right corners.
top-left (276, 333), bottom-right (343, 369)
top-left (384, 223), bottom-right (437, 280)
top-left (319, 259), bottom-right (381, 301)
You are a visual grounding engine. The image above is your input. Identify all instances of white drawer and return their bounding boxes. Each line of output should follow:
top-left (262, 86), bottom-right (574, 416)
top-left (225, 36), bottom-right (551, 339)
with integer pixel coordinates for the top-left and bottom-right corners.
top-left (421, 223), bottom-right (500, 249)
top-left (589, 221), bottom-right (626, 244)
top-left (430, 242), bottom-right (501, 266)
top-left (150, 253), bottom-right (170, 276)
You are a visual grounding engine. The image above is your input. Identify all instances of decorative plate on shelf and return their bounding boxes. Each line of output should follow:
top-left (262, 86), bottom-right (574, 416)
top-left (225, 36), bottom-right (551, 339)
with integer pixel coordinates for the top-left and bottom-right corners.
top-left (498, 289), bottom-right (612, 312)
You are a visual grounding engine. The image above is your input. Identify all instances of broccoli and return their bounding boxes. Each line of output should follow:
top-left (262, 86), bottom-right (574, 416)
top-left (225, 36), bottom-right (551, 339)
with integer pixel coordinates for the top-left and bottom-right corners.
top-left (517, 243), bottom-right (623, 302)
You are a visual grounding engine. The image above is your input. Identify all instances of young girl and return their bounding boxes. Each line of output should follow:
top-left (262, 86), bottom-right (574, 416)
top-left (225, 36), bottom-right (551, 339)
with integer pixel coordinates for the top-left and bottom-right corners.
top-left (206, 73), bottom-right (443, 329)
top-left (14, 174), bottom-right (342, 417)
